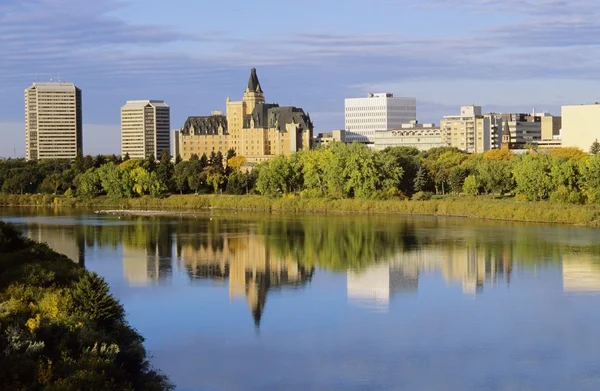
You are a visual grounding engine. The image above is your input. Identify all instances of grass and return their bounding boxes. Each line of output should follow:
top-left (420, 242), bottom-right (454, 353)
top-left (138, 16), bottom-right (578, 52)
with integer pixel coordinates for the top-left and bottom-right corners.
top-left (2, 193), bottom-right (600, 226)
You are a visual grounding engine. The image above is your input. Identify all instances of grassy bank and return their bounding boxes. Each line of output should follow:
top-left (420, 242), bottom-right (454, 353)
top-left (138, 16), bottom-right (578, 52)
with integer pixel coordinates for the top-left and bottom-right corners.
top-left (0, 221), bottom-right (172, 390)
top-left (2, 193), bottom-right (600, 226)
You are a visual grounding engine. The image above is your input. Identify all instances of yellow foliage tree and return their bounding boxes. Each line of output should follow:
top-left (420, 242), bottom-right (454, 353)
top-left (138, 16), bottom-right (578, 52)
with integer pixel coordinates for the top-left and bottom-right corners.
top-left (227, 155), bottom-right (247, 171)
top-left (548, 147), bottom-right (588, 161)
top-left (483, 149), bottom-right (515, 161)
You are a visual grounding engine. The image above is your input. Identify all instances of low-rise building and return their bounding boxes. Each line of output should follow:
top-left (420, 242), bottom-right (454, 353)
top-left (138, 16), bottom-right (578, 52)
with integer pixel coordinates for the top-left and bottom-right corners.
top-left (372, 121), bottom-right (448, 151)
top-left (313, 129), bottom-right (346, 147)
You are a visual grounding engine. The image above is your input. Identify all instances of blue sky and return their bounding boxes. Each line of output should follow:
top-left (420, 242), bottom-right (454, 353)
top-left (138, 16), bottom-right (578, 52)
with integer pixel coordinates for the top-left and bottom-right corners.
top-left (2, 0), bottom-right (600, 157)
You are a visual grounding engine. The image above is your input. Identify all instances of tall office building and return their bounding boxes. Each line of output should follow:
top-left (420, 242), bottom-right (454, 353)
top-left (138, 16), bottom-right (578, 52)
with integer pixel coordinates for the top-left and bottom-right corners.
top-left (25, 82), bottom-right (82, 160)
top-left (344, 93), bottom-right (416, 143)
top-left (121, 100), bottom-right (170, 159)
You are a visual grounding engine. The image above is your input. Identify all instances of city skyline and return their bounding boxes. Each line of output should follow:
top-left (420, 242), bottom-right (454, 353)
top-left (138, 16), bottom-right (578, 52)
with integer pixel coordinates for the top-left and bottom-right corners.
top-left (3, 0), bottom-right (600, 157)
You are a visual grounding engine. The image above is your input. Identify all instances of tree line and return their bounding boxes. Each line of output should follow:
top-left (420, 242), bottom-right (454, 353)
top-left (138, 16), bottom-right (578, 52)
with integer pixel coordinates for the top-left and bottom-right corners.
top-left (1, 143), bottom-right (600, 203)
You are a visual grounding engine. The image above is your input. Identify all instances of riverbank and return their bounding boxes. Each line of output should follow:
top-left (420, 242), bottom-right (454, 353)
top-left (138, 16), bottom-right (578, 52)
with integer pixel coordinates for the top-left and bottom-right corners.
top-left (0, 221), bottom-right (172, 390)
top-left (2, 193), bottom-right (600, 226)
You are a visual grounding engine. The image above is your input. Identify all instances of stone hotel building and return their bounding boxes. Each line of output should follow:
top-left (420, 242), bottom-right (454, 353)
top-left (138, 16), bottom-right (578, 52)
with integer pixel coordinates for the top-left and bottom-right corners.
top-left (178, 68), bottom-right (313, 163)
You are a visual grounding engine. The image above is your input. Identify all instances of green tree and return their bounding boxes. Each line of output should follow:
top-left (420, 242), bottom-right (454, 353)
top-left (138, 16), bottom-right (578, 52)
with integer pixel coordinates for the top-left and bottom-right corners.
top-left (71, 272), bottom-right (125, 327)
top-left (448, 166), bottom-right (468, 194)
top-left (512, 154), bottom-right (552, 201)
top-left (173, 161), bottom-right (190, 194)
top-left (156, 150), bottom-right (174, 192)
top-left (143, 154), bottom-right (156, 172)
top-left (413, 166), bottom-right (427, 193)
top-left (382, 147), bottom-right (421, 195)
top-left (98, 163), bottom-right (131, 198)
top-left (590, 139), bottom-right (600, 155)
top-left (300, 150), bottom-right (327, 197)
top-left (74, 168), bottom-right (101, 198)
top-left (375, 148), bottom-right (404, 194)
top-left (476, 149), bottom-right (515, 195)
top-left (255, 155), bottom-right (293, 196)
top-left (343, 143), bottom-right (379, 198)
top-left (422, 150), bottom-right (467, 194)
top-left (199, 153), bottom-right (208, 168)
top-left (205, 166), bottom-right (225, 193)
top-left (580, 154), bottom-right (600, 203)
top-left (462, 174), bottom-right (480, 196)
top-left (40, 172), bottom-right (63, 194)
top-left (130, 167), bottom-right (151, 196)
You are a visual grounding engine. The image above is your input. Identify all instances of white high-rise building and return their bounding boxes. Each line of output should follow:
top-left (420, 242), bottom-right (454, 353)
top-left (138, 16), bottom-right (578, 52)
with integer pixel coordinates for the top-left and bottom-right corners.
top-left (344, 93), bottom-right (416, 143)
top-left (121, 100), bottom-right (170, 159)
top-left (25, 82), bottom-right (82, 160)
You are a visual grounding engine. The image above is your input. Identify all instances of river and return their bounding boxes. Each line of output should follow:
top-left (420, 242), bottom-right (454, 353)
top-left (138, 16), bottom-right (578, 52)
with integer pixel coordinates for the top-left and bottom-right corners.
top-left (2, 208), bottom-right (600, 391)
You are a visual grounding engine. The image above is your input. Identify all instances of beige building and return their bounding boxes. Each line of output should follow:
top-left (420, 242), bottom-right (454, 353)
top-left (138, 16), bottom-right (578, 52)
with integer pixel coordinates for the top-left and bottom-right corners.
top-left (372, 121), bottom-right (448, 151)
top-left (561, 103), bottom-right (600, 152)
top-left (172, 130), bottom-right (180, 159)
top-left (539, 113), bottom-right (562, 141)
top-left (441, 106), bottom-right (493, 153)
top-left (314, 129), bottom-right (346, 147)
top-left (121, 100), bottom-right (170, 159)
top-left (178, 68), bottom-right (313, 163)
top-left (25, 82), bottom-right (82, 160)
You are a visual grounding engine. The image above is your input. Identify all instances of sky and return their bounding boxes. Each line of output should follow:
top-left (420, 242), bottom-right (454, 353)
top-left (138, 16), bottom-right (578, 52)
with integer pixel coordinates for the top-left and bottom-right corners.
top-left (2, 0), bottom-right (600, 157)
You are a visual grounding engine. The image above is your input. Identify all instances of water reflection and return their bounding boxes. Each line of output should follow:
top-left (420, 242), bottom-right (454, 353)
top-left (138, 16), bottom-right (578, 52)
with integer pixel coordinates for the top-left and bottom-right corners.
top-left (177, 232), bottom-right (314, 326)
top-left (6, 209), bottom-right (600, 390)
top-left (22, 223), bottom-right (86, 266)
top-left (562, 255), bottom-right (600, 294)
top-left (9, 211), bottom-right (600, 305)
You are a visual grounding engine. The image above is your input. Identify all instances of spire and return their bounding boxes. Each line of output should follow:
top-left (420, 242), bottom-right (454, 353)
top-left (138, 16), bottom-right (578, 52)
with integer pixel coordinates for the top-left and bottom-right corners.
top-left (247, 68), bottom-right (263, 94)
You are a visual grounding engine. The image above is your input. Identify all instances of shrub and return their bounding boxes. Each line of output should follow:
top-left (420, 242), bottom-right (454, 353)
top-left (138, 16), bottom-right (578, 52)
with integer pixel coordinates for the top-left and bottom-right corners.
top-left (411, 191), bottom-right (433, 201)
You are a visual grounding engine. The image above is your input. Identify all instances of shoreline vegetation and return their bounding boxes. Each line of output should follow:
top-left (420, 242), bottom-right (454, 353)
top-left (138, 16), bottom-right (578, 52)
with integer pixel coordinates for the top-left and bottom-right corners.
top-left (2, 193), bottom-right (600, 226)
top-left (0, 221), bottom-right (173, 390)
top-left (3, 144), bottom-right (600, 226)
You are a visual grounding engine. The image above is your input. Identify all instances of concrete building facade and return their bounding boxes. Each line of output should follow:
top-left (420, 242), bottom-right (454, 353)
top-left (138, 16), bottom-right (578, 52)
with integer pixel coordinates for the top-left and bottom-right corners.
top-left (178, 68), bottom-right (313, 163)
top-left (313, 129), bottom-right (346, 147)
top-left (372, 121), bottom-right (448, 151)
top-left (500, 113), bottom-right (541, 146)
top-left (121, 100), bottom-right (170, 159)
top-left (344, 93), bottom-right (416, 143)
top-left (441, 106), bottom-right (493, 153)
top-left (25, 82), bottom-right (82, 160)
top-left (561, 104), bottom-right (600, 152)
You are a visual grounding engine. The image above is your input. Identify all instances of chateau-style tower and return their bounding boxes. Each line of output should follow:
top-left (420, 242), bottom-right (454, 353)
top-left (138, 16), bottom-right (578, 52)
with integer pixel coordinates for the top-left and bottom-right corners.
top-left (242, 68), bottom-right (265, 115)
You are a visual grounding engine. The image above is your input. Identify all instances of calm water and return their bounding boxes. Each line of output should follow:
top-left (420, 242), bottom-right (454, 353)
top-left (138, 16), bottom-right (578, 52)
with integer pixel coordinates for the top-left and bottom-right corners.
top-left (2, 208), bottom-right (600, 391)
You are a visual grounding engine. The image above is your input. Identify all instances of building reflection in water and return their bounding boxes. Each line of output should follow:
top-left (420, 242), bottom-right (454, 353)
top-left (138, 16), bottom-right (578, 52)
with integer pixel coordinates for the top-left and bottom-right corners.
top-left (562, 255), bottom-right (600, 294)
top-left (24, 224), bottom-right (86, 266)
top-left (347, 243), bottom-right (514, 308)
top-left (178, 232), bottom-right (314, 327)
top-left (347, 264), bottom-right (418, 311)
top-left (121, 222), bottom-right (174, 286)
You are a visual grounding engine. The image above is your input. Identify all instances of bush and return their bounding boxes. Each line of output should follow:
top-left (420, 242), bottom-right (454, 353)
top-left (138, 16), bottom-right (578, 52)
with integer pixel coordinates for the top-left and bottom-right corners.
top-left (411, 191), bottom-right (433, 201)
